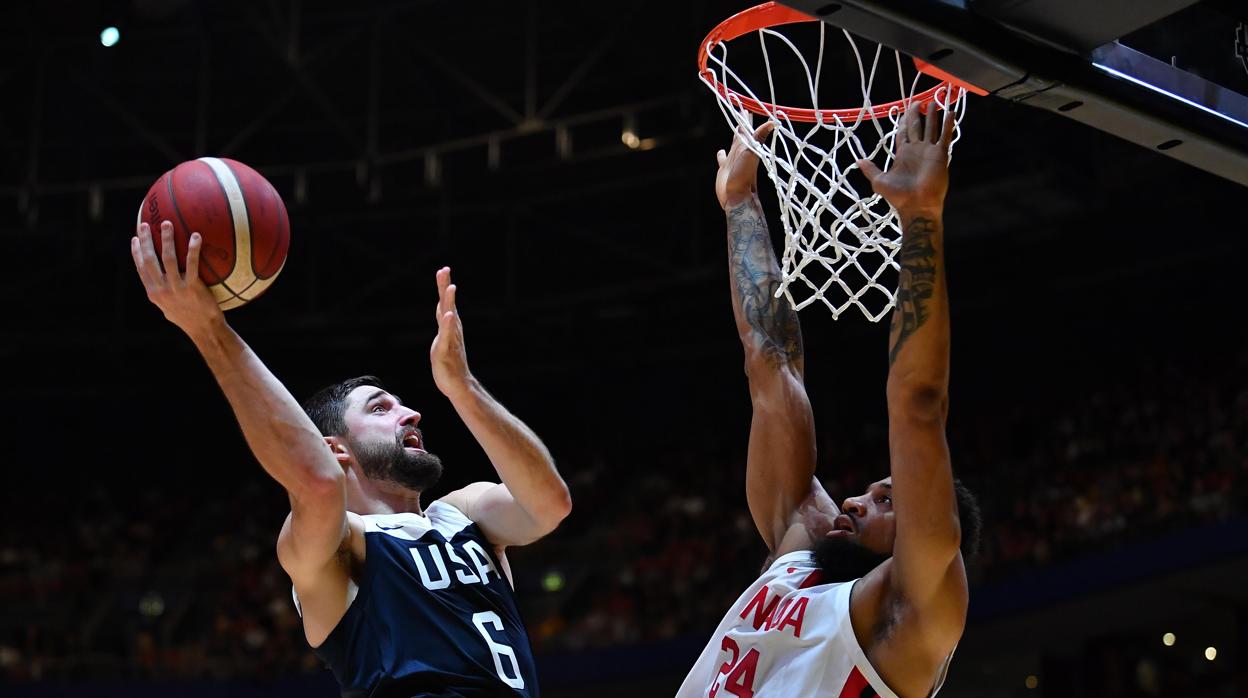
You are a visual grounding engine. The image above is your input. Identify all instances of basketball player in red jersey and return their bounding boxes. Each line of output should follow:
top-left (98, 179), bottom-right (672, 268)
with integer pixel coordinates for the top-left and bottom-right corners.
top-left (677, 105), bottom-right (980, 697)
top-left (130, 222), bottom-right (568, 696)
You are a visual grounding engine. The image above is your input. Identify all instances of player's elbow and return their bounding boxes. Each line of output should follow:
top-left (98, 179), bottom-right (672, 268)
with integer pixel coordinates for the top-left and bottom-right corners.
top-left (534, 481), bottom-right (573, 532)
top-left (926, 499), bottom-right (966, 560)
top-left (931, 519), bottom-right (963, 560)
top-left (886, 376), bottom-right (946, 423)
top-left (744, 358), bottom-right (803, 401)
top-left (741, 348), bottom-right (769, 380)
top-left (741, 345), bottom-right (800, 383)
top-left (550, 483), bottom-right (573, 522)
top-left (903, 522), bottom-right (963, 578)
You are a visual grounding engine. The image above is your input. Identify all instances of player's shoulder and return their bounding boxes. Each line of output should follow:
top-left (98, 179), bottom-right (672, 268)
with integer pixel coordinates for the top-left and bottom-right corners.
top-left (427, 498), bottom-right (472, 528)
top-left (436, 481), bottom-right (497, 521)
top-left (431, 486), bottom-right (513, 577)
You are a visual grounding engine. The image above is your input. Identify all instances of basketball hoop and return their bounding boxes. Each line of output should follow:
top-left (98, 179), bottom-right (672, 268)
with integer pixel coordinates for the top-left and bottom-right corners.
top-left (698, 2), bottom-right (982, 321)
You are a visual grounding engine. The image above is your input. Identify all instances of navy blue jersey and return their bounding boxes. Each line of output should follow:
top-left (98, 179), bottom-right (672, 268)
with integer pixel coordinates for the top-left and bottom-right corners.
top-left (293, 501), bottom-right (539, 698)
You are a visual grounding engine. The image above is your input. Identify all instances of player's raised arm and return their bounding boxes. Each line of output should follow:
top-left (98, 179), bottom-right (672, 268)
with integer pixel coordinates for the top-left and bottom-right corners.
top-left (130, 221), bottom-right (347, 574)
top-left (430, 267), bottom-right (571, 548)
top-left (859, 104), bottom-right (966, 634)
top-left (716, 121), bottom-right (823, 554)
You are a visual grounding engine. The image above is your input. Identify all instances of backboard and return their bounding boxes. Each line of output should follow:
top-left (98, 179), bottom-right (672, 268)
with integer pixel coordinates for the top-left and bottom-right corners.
top-left (777, 0), bottom-right (1248, 186)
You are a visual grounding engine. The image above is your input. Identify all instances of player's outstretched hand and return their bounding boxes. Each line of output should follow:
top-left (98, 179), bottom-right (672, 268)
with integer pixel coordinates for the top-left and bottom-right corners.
top-left (430, 266), bottom-right (472, 400)
top-left (857, 103), bottom-right (954, 215)
top-left (715, 119), bottom-right (776, 211)
top-left (131, 221), bottom-right (223, 337)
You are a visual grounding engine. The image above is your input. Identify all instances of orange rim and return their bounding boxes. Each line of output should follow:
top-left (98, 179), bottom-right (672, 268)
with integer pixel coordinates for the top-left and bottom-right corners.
top-left (697, 1), bottom-right (983, 123)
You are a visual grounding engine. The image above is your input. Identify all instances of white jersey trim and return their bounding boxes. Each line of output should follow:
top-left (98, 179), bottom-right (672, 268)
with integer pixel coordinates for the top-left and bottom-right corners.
top-left (678, 549), bottom-right (953, 698)
top-left (768, 549), bottom-right (818, 570)
top-left (833, 580), bottom-right (900, 698)
top-left (291, 502), bottom-right (474, 618)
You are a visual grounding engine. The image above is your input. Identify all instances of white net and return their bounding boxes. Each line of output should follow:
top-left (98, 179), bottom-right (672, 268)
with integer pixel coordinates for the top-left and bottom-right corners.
top-left (702, 21), bottom-right (967, 321)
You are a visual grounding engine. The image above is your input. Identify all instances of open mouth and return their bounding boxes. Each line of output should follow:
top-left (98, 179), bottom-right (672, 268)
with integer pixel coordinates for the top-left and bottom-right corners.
top-left (400, 431), bottom-right (425, 453)
top-left (833, 514), bottom-right (855, 534)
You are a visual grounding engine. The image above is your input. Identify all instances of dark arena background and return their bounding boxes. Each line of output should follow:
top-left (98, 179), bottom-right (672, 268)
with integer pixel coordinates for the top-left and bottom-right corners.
top-left (2, 1), bottom-right (1247, 696)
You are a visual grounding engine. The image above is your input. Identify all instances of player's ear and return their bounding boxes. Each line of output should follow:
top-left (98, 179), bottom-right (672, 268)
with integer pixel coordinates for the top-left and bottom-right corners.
top-left (324, 436), bottom-right (351, 467)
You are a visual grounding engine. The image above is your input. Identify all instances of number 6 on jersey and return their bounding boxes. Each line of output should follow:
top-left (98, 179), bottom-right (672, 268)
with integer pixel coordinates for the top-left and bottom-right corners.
top-left (472, 611), bottom-right (525, 689)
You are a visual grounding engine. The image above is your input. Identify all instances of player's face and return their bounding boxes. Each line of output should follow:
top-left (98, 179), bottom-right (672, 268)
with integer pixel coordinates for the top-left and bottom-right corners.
top-left (836, 478), bottom-right (896, 556)
top-left (341, 385), bottom-right (443, 491)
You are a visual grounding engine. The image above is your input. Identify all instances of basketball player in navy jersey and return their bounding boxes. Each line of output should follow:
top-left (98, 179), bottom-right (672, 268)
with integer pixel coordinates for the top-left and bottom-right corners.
top-left (131, 222), bottom-right (570, 697)
top-left (678, 106), bottom-right (980, 697)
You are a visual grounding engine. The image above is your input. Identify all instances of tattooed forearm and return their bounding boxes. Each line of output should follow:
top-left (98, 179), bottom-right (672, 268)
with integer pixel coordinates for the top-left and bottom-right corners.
top-left (888, 216), bottom-right (939, 366)
top-left (727, 199), bottom-right (803, 365)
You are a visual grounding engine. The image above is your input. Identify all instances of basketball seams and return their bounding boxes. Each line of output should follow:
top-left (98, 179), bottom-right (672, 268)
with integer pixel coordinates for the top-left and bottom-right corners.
top-left (221, 159), bottom-right (261, 278)
top-left (198, 157), bottom-right (258, 292)
top-left (259, 182), bottom-right (290, 279)
top-left (222, 160), bottom-right (282, 279)
top-left (163, 173), bottom-right (219, 285)
top-left (218, 255), bottom-right (286, 309)
top-left (164, 170), bottom-right (225, 285)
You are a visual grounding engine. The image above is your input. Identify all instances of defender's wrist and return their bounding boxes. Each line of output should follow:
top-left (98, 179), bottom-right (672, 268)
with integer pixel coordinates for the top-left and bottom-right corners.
top-left (897, 206), bottom-right (943, 223)
top-left (723, 192), bottom-right (762, 215)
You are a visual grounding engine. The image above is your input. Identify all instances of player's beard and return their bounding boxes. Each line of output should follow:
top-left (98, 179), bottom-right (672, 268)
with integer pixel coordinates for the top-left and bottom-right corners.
top-left (351, 435), bottom-right (443, 492)
top-left (813, 536), bottom-right (890, 584)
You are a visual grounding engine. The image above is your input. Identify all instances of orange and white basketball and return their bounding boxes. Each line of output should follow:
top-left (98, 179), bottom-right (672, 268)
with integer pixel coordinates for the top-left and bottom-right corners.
top-left (138, 157), bottom-right (290, 310)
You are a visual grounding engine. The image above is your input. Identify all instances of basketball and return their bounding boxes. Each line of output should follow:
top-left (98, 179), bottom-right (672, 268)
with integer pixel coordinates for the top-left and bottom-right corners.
top-left (138, 157), bottom-right (290, 310)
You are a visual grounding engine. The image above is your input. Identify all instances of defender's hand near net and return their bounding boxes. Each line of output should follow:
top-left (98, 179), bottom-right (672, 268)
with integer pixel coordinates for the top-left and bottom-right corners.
top-left (430, 266), bottom-right (472, 400)
top-left (858, 103), bottom-right (954, 214)
top-left (131, 221), bottom-right (223, 337)
top-left (715, 120), bottom-right (776, 211)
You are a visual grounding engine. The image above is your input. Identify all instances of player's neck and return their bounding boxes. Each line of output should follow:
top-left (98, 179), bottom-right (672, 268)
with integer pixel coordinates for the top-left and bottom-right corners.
top-left (354, 480), bottom-right (425, 516)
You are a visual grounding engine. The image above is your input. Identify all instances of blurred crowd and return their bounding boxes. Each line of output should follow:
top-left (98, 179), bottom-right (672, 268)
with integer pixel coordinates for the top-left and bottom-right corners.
top-left (520, 350), bottom-right (1248, 654)
top-left (963, 353), bottom-right (1246, 576)
top-left (1, 349), bottom-right (1244, 683)
top-left (0, 484), bottom-right (314, 681)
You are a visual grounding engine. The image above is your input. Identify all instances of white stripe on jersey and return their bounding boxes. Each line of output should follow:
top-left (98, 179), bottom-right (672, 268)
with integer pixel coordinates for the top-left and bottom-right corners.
top-left (292, 501), bottom-right (475, 616)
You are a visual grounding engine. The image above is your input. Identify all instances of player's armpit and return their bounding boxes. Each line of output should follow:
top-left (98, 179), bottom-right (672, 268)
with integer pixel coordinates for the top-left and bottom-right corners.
top-left (880, 552), bottom-right (968, 676)
top-left (276, 510), bottom-right (359, 647)
top-left (442, 481), bottom-right (556, 548)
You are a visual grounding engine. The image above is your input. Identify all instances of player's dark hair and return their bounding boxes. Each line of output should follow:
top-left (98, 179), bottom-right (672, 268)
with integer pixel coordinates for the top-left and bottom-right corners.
top-left (302, 375), bottom-right (386, 437)
top-left (954, 478), bottom-right (982, 562)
